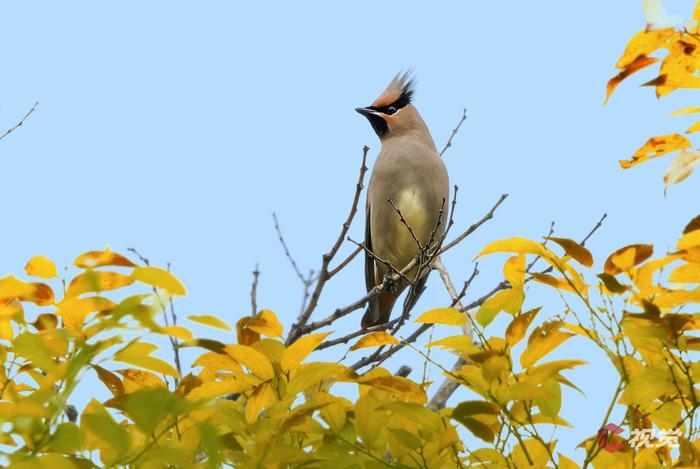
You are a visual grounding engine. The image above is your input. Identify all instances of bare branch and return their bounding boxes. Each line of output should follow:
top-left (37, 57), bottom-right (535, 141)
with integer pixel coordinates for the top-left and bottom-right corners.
top-left (1, 102), bottom-right (38, 142)
top-left (328, 246), bottom-right (362, 279)
top-left (272, 213), bottom-right (306, 283)
top-left (300, 193), bottom-right (509, 338)
top-left (440, 194), bottom-right (509, 253)
top-left (250, 264), bottom-right (260, 316)
top-left (388, 198), bottom-right (423, 250)
top-left (286, 146), bottom-right (369, 344)
top-left (429, 214), bottom-right (608, 409)
top-left (350, 323), bottom-right (432, 370)
top-left (127, 247), bottom-right (150, 266)
top-left (317, 318), bottom-right (401, 350)
top-left (439, 108), bottom-right (468, 157)
top-left (347, 237), bottom-right (414, 285)
top-left (581, 213), bottom-right (607, 246)
top-left (395, 365), bottom-right (412, 378)
top-left (451, 263), bottom-right (480, 308)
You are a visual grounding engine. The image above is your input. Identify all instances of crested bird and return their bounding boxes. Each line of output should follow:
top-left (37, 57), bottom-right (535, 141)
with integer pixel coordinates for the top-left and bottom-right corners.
top-left (356, 73), bottom-right (450, 328)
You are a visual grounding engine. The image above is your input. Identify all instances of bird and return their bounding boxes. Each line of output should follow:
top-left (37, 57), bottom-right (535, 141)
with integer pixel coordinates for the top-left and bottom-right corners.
top-left (355, 72), bottom-right (450, 328)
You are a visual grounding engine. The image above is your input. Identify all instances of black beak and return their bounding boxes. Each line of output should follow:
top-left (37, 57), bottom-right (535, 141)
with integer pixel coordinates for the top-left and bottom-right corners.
top-left (355, 107), bottom-right (373, 117)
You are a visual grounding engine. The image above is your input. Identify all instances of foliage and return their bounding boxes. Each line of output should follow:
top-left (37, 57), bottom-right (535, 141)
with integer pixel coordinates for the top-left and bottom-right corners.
top-left (2, 1), bottom-right (699, 468)
top-left (1, 225), bottom-right (700, 468)
top-left (607, 0), bottom-right (700, 193)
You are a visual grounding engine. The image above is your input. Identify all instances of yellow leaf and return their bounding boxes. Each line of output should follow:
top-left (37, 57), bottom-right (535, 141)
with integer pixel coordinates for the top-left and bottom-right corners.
top-left (114, 341), bottom-right (179, 377)
top-left (426, 335), bottom-right (480, 354)
top-left (669, 263), bottom-right (700, 283)
top-left (530, 272), bottom-right (576, 293)
top-left (477, 237), bottom-right (556, 260)
top-left (687, 120), bottom-right (700, 134)
top-left (245, 382), bottom-right (277, 423)
top-left (187, 379), bottom-right (250, 402)
top-left (545, 237), bottom-right (594, 267)
top-left (24, 256), bottom-right (57, 279)
top-left (0, 275), bottom-right (54, 306)
top-left (287, 362), bottom-right (356, 395)
top-left (476, 288), bottom-right (524, 327)
top-left (187, 314), bottom-right (231, 331)
top-left (357, 375), bottom-right (427, 404)
top-left (605, 54), bottom-right (659, 103)
top-left (670, 106), bottom-right (700, 117)
top-left (663, 149), bottom-right (700, 194)
top-left (506, 382), bottom-right (553, 401)
top-left (56, 296), bottom-right (115, 332)
top-left (414, 307), bottom-right (465, 326)
top-left (350, 331), bottom-right (399, 351)
top-left (281, 332), bottom-right (331, 373)
top-left (615, 28), bottom-right (675, 69)
top-left (131, 266), bottom-right (186, 295)
top-left (225, 344), bottom-right (274, 381)
top-left (236, 316), bottom-right (261, 345)
top-left (245, 309), bottom-right (283, 338)
top-left (678, 229), bottom-right (700, 250)
top-left (159, 325), bottom-right (193, 340)
top-left (74, 249), bottom-right (135, 269)
top-left (619, 369), bottom-right (674, 405)
top-left (620, 134), bottom-right (691, 169)
top-left (505, 307), bottom-right (541, 346)
top-left (66, 271), bottom-right (133, 297)
top-left (192, 351), bottom-right (242, 372)
top-left (604, 244), bottom-right (654, 275)
top-left (520, 321), bottom-right (575, 368)
top-left (503, 254), bottom-right (525, 288)
top-left (116, 369), bottom-right (165, 392)
top-left (92, 365), bottom-right (125, 398)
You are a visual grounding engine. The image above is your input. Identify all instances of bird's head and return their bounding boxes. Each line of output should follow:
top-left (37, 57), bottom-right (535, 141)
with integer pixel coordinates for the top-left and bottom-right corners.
top-left (356, 72), bottom-right (424, 139)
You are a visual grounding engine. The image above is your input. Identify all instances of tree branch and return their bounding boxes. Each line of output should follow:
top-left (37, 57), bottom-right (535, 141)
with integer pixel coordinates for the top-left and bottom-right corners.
top-left (0, 102), bottom-right (38, 142)
top-left (286, 146), bottom-right (369, 344)
top-left (440, 108), bottom-right (468, 157)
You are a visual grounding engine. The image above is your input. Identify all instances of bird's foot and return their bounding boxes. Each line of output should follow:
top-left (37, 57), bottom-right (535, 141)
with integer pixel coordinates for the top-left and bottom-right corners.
top-left (382, 272), bottom-right (399, 293)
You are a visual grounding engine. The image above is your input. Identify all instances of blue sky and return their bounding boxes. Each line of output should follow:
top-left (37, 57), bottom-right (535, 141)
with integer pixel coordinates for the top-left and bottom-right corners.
top-left (3, 0), bottom-right (700, 462)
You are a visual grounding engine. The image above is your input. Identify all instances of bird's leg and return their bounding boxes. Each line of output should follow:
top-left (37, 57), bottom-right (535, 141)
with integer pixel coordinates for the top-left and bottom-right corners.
top-left (382, 272), bottom-right (399, 293)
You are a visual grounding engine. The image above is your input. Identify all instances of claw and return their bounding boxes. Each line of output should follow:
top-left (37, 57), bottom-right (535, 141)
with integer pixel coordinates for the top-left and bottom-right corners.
top-left (383, 272), bottom-right (399, 293)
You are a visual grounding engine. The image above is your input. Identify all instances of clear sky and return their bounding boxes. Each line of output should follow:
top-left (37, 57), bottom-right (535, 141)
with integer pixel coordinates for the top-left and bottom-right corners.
top-left (3, 0), bottom-right (699, 462)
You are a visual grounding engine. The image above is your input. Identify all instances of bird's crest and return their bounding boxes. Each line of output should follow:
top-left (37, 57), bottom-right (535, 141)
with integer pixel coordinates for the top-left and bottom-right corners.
top-left (371, 71), bottom-right (416, 108)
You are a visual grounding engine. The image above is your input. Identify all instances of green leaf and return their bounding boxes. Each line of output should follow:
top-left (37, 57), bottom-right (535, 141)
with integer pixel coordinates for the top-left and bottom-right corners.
top-left (534, 380), bottom-right (561, 418)
top-left (49, 422), bottom-right (83, 454)
top-left (124, 387), bottom-right (192, 434)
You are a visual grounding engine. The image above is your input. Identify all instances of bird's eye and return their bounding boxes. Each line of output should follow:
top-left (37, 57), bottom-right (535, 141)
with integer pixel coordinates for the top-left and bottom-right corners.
top-left (387, 106), bottom-right (397, 114)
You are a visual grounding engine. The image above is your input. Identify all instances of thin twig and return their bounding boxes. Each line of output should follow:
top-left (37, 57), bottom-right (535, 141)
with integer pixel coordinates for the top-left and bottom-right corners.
top-left (439, 108), bottom-right (468, 157)
top-left (581, 213), bottom-right (607, 246)
top-left (286, 146), bottom-right (369, 345)
top-left (301, 193), bottom-right (509, 337)
top-left (317, 318), bottom-right (401, 350)
top-left (0, 102), bottom-right (38, 142)
top-left (451, 263), bottom-right (480, 308)
top-left (388, 198), bottom-right (423, 250)
top-left (272, 213), bottom-right (305, 283)
top-left (441, 193), bottom-right (509, 253)
top-left (328, 246), bottom-right (362, 279)
top-left (347, 237), bottom-right (414, 285)
top-left (250, 264), bottom-right (260, 316)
